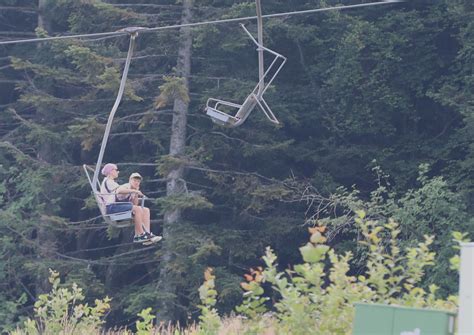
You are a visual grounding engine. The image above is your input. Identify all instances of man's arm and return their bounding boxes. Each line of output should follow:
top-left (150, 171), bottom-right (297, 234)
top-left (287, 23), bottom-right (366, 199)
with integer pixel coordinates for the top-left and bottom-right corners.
top-left (116, 184), bottom-right (143, 196)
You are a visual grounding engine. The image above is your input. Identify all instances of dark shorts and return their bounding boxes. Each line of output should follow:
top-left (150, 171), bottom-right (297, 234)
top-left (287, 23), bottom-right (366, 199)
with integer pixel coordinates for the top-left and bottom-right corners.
top-left (106, 202), bottom-right (133, 214)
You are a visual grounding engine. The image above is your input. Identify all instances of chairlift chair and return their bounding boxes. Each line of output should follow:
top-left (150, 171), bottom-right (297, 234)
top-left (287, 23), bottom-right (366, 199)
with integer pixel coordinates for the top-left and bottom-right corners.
top-left (83, 165), bottom-right (133, 228)
top-left (206, 0), bottom-right (287, 128)
top-left (82, 28), bottom-right (144, 227)
top-left (83, 164), bottom-right (148, 228)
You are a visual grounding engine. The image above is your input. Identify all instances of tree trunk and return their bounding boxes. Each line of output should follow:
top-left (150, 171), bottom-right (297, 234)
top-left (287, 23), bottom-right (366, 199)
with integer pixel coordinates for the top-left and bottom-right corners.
top-left (33, 0), bottom-right (55, 296)
top-left (156, 0), bottom-right (193, 323)
top-left (38, 0), bottom-right (51, 32)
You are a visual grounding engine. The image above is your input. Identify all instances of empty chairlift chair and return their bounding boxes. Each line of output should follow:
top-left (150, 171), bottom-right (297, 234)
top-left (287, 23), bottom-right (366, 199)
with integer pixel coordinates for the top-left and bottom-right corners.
top-left (206, 1), bottom-right (287, 127)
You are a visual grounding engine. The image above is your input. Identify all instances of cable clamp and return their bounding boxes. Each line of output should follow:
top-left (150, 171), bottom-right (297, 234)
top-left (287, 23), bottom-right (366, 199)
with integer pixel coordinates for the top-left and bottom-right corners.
top-left (116, 27), bottom-right (149, 36)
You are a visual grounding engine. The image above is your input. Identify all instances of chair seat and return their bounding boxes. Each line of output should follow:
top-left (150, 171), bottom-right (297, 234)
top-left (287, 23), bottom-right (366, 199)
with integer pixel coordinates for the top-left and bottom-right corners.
top-left (205, 96), bottom-right (256, 128)
top-left (108, 211), bottom-right (132, 221)
top-left (104, 211), bottom-right (133, 228)
top-left (206, 107), bottom-right (234, 126)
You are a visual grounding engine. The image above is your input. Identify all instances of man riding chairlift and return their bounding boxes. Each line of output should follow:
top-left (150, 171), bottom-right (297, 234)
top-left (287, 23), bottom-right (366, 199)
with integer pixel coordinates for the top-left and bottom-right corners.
top-left (100, 163), bottom-right (161, 245)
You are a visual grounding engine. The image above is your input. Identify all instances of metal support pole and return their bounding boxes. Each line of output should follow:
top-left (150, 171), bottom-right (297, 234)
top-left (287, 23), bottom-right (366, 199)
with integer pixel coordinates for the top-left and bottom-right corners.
top-left (256, 0), bottom-right (264, 98)
top-left (458, 242), bottom-right (474, 334)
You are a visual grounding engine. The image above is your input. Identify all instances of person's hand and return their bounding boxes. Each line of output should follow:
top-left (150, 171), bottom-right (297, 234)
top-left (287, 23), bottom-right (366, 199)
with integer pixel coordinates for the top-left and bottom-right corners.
top-left (134, 190), bottom-right (144, 197)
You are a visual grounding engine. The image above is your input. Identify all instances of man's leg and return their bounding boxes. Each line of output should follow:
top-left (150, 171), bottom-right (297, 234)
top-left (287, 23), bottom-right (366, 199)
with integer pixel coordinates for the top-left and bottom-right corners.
top-left (142, 207), bottom-right (151, 232)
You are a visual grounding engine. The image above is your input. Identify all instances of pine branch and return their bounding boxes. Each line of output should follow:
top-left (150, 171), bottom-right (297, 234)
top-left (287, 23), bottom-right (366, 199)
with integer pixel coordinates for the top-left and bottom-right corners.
top-left (0, 141), bottom-right (45, 166)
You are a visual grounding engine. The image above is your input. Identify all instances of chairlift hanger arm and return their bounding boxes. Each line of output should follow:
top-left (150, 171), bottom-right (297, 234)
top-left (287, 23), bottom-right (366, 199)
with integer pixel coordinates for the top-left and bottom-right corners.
top-left (91, 33), bottom-right (137, 188)
top-left (0, 1), bottom-right (405, 46)
top-left (240, 24), bottom-right (287, 60)
top-left (256, 0), bottom-right (264, 97)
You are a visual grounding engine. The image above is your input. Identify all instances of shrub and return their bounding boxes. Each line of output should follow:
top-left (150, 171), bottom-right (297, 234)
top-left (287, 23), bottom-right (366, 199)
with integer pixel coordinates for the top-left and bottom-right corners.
top-left (12, 269), bottom-right (110, 335)
top-left (232, 211), bottom-right (457, 334)
top-left (11, 212), bottom-right (460, 334)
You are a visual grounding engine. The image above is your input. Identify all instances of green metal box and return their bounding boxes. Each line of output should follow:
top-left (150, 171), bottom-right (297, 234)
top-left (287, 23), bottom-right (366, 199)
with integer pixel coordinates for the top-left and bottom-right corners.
top-left (352, 303), bottom-right (456, 335)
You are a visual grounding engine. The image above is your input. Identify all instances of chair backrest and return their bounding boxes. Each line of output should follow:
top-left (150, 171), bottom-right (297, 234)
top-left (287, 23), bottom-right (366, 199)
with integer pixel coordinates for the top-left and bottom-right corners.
top-left (93, 192), bottom-right (107, 216)
top-left (83, 164), bottom-right (109, 217)
top-left (234, 94), bottom-right (258, 123)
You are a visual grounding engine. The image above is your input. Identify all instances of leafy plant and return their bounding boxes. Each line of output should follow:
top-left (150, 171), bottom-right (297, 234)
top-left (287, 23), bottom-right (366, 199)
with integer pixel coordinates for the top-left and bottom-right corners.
top-left (197, 268), bottom-right (220, 335)
top-left (229, 211), bottom-right (457, 334)
top-left (12, 269), bottom-right (110, 335)
top-left (136, 308), bottom-right (155, 335)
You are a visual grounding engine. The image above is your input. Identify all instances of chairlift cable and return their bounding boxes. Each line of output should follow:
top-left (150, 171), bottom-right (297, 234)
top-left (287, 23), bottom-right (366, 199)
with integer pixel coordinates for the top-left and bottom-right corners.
top-left (65, 241), bottom-right (146, 255)
top-left (54, 247), bottom-right (157, 266)
top-left (5, 222), bottom-right (156, 266)
top-left (0, 1), bottom-right (404, 46)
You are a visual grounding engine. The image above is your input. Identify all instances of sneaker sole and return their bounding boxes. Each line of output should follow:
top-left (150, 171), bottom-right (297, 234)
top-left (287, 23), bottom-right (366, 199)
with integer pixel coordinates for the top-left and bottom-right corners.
top-left (142, 237), bottom-right (162, 245)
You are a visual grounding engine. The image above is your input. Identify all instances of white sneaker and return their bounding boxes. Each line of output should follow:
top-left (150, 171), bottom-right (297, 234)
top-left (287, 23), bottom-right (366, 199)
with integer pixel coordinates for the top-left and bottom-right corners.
top-left (142, 232), bottom-right (162, 245)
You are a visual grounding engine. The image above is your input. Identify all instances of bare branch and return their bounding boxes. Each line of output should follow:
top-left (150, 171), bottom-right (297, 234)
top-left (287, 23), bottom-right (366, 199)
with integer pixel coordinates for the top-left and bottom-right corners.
top-left (0, 31), bottom-right (36, 36)
top-left (0, 6), bottom-right (36, 14)
top-left (0, 79), bottom-right (25, 83)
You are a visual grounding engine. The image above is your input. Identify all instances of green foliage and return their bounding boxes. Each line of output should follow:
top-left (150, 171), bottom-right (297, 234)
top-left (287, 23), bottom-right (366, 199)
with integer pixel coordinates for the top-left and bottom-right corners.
top-left (235, 267), bottom-right (269, 335)
top-left (12, 269), bottom-right (111, 335)
top-left (317, 165), bottom-right (473, 295)
top-left (10, 57), bottom-right (83, 84)
top-left (188, 211), bottom-right (459, 334)
top-left (96, 67), bottom-right (142, 101)
top-left (449, 231), bottom-right (470, 271)
top-left (64, 45), bottom-right (108, 80)
top-left (44, 0), bottom-right (138, 33)
top-left (0, 293), bottom-right (25, 334)
top-left (136, 308), bottom-right (155, 335)
top-left (156, 155), bottom-right (189, 176)
top-left (3, 218), bottom-right (463, 334)
top-left (155, 76), bottom-right (190, 109)
top-left (235, 212), bottom-right (456, 334)
top-left (68, 117), bottom-right (105, 151)
top-left (197, 268), bottom-right (220, 335)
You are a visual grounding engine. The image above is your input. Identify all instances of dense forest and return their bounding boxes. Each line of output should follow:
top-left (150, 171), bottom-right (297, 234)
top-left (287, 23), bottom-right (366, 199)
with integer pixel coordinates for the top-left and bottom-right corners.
top-left (0, 0), bottom-right (472, 332)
